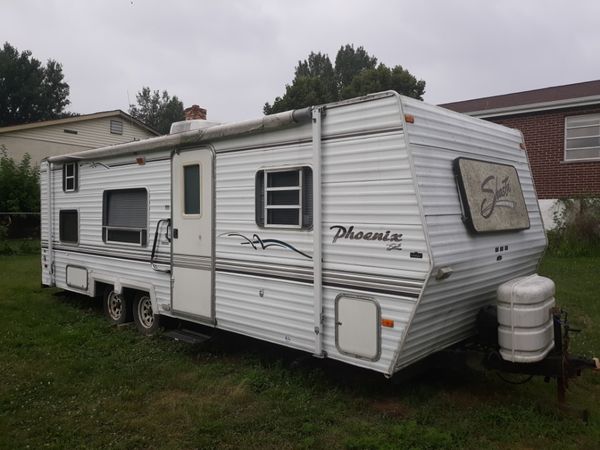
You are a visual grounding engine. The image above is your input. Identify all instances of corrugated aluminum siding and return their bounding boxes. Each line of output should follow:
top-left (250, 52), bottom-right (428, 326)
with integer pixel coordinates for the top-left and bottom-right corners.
top-left (214, 93), bottom-right (429, 374)
top-left (394, 96), bottom-right (547, 371)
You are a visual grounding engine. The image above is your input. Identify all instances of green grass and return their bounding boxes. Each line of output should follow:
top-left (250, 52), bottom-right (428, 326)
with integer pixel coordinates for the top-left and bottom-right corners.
top-left (0, 254), bottom-right (599, 449)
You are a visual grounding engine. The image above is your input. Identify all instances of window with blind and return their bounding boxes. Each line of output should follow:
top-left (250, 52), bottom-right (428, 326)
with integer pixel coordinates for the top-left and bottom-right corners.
top-left (565, 114), bottom-right (600, 161)
top-left (102, 188), bottom-right (148, 245)
top-left (255, 167), bottom-right (312, 229)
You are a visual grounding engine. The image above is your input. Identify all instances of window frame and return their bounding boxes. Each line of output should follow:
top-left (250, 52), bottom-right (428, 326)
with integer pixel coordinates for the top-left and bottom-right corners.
top-left (564, 113), bottom-right (600, 162)
top-left (255, 166), bottom-right (312, 230)
top-left (110, 119), bottom-right (123, 135)
top-left (59, 209), bottom-right (79, 245)
top-left (102, 188), bottom-right (149, 247)
top-left (62, 162), bottom-right (78, 192)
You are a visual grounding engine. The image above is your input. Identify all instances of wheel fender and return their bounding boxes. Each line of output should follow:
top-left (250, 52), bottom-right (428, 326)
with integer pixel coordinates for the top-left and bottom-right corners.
top-left (118, 279), bottom-right (159, 314)
top-left (90, 275), bottom-right (159, 314)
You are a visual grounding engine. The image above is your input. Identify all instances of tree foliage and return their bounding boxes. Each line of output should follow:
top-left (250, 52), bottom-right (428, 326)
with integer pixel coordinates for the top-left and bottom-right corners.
top-left (0, 147), bottom-right (39, 213)
top-left (0, 42), bottom-right (71, 127)
top-left (129, 87), bottom-right (185, 135)
top-left (264, 44), bottom-right (425, 114)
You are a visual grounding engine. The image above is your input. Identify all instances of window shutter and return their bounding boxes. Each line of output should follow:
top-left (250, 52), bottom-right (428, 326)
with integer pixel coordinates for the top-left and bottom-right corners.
top-left (303, 169), bottom-right (313, 228)
top-left (62, 165), bottom-right (66, 191)
top-left (73, 163), bottom-right (79, 191)
top-left (255, 172), bottom-right (265, 226)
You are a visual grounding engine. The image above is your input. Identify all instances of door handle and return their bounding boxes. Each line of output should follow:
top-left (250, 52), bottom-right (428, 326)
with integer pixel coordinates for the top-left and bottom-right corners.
top-left (173, 228), bottom-right (179, 239)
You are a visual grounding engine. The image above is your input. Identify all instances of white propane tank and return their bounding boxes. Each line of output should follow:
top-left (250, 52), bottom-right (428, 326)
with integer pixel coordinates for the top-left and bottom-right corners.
top-left (497, 274), bottom-right (555, 363)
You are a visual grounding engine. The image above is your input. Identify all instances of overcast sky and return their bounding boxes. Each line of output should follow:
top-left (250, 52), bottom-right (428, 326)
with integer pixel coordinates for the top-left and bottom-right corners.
top-left (3, 0), bottom-right (600, 123)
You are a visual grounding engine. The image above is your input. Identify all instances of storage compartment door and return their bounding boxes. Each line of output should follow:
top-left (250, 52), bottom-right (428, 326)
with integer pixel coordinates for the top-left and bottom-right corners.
top-left (335, 295), bottom-right (380, 361)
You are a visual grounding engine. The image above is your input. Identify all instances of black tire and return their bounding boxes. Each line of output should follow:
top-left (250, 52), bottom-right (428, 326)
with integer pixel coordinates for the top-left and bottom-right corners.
top-left (133, 292), bottom-right (160, 335)
top-left (103, 288), bottom-right (131, 325)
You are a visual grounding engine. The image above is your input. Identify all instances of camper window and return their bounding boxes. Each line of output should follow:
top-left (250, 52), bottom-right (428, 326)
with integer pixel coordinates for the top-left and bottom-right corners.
top-left (255, 167), bottom-right (313, 229)
top-left (62, 162), bottom-right (78, 192)
top-left (59, 210), bottom-right (78, 244)
top-left (183, 164), bottom-right (201, 215)
top-left (102, 188), bottom-right (148, 246)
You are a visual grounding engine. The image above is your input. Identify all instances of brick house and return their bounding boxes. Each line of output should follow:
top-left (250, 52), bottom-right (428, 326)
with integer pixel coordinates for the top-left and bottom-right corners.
top-left (440, 80), bottom-right (600, 228)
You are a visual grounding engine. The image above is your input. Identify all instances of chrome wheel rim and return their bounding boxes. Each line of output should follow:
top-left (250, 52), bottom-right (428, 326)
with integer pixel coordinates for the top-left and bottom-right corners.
top-left (138, 295), bottom-right (154, 329)
top-left (107, 292), bottom-right (123, 321)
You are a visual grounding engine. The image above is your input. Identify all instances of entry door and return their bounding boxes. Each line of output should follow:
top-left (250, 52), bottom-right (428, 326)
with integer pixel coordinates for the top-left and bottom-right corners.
top-left (171, 148), bottom-right (213, 321)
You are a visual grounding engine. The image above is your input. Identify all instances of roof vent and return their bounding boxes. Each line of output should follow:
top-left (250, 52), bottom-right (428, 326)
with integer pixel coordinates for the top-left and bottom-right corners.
top-left (169, 120), bottom-right (221, 134)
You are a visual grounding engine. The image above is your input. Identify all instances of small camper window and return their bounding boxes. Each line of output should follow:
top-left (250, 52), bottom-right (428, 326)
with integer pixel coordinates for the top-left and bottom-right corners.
top-left (62, 162), bottom-right (78, 192)
top-left (183, 164), bottom-right (201, 215)
top-left (255, 167), bottom-right (312, 229)
top-left (59, 210), bottom-right (78, 244)
top-left (102, 188), bottom-right (148, 246)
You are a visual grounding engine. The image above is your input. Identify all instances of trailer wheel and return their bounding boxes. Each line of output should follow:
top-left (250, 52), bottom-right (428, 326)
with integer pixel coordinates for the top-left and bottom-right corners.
top-left (103, 289), bottom-right (130, 325)
top-left (133, 292), bottom-right (160, 335)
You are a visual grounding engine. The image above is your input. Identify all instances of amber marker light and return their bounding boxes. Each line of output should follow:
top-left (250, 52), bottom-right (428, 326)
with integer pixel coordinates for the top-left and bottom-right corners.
top-left (381, 319), bottom-right (395, 328)
top-left (404, 114), bottom-right (415, 124)
top-left (136, 156), bottom-right (146, 165)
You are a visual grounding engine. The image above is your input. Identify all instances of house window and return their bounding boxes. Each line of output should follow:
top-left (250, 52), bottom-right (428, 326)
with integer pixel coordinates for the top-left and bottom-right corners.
top-left (183, 164), bottom-right (201, 215)
top-left (565, 114), bottom-right (600, 161)
top-left (102, 188), bottom-right (148, 245)
top-left (255, 167), bottom-right (313, 229)
top-left (62, 162), bottom-right (78, 192)
top-left (110, 119), bottom-right (123, 135)
top-left (59, 210), bottom-right (78, 244)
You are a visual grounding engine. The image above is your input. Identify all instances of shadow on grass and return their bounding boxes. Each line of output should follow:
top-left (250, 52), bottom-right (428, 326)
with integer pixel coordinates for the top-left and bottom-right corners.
top-left (49, 287), bottom-right (535, 409)
top-left (53, 289), bottom-right (102, 314)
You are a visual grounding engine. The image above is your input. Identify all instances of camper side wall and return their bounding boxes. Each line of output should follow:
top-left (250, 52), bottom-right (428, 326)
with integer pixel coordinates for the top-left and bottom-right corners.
top-left (41, 154), bottom-right (172, 312)
top-left (213, 94), bottom-right (430, 375)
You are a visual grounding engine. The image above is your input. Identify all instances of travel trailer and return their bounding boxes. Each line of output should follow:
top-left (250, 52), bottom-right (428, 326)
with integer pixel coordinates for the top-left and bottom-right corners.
top-left (42, 91), bottom-right (562, 377)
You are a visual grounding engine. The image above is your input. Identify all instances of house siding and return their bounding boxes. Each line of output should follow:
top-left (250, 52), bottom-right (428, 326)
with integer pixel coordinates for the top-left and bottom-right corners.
top-left (0, 117), bottom-right (156, 165)
top-left (488, 105), bottom-right (600, 199)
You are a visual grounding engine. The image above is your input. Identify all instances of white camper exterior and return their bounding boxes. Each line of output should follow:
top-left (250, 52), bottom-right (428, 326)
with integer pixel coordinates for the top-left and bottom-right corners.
top-left (41, 92), bottom-right (547, 376)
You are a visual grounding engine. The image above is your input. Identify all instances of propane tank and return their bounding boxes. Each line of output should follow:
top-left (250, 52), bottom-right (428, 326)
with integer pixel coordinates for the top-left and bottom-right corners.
top-left (497, 274), bottom-right (555, 363)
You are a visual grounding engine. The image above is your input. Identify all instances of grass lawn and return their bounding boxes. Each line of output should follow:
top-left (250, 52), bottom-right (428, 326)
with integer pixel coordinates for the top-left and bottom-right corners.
top-left (0, 254), bottom-right (598, 449)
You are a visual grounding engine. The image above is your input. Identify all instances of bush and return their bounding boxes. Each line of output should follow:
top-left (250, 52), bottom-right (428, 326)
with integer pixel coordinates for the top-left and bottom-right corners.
top-left (547, 197), bottom-right (600, 257)
top-left (0, 147), bottom-right (40, 238)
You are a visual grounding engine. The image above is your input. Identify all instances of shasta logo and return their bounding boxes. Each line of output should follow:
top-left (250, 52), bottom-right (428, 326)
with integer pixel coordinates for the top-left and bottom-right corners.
top-left (330, 225), bottom-right (403, 251)
top-left (480, 175), bottom-right (516, 219)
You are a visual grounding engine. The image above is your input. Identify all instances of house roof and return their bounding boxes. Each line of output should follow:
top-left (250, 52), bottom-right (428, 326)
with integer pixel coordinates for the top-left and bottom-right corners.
top-left (0, 110), bottom-right (160, 136)
top-left (440, 79), bottom-right (600, 118)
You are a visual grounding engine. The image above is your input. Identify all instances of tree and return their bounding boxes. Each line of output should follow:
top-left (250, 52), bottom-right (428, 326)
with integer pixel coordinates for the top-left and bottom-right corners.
top-left (340, 64), bottom-right (426, 101)
top-left (0, 147), bottom-right (39, 213)
top-left (0, 42), bottom-right (71, 127)
top-left (129, 87), bottom-right (185, 135)
top-left (264, 44), bottom-right (425, 114)
top-left (334, 44), bottom-right (377, 92)
top-left (264, 52), bottom-right (338, 115)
